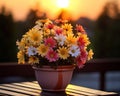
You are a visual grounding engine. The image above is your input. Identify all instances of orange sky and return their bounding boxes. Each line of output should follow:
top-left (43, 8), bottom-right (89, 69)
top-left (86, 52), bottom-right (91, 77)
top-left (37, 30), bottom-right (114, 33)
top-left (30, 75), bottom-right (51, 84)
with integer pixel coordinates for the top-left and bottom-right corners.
top-left (0, 0), bottom-right (119, 21)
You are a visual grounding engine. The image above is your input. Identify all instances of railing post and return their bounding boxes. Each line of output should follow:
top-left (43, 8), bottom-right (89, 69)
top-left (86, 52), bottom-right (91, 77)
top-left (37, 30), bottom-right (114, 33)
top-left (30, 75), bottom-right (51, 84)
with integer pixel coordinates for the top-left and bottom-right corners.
top-left (100, 71), bottom-right (105, 91)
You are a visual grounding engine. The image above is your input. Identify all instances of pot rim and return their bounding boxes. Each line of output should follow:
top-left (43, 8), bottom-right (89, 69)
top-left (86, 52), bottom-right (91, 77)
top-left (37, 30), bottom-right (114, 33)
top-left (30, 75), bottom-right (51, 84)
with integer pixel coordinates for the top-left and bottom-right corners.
top-left (32, 65), bottom-right (75, 72)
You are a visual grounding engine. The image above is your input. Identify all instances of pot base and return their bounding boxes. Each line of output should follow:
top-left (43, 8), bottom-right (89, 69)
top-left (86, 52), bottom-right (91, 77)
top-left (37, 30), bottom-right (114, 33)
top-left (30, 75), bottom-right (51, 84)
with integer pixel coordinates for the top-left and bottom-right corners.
top-left (42, 88), bottom-right (65, 92)
top-left (41, 90), bottom-right (67, 96)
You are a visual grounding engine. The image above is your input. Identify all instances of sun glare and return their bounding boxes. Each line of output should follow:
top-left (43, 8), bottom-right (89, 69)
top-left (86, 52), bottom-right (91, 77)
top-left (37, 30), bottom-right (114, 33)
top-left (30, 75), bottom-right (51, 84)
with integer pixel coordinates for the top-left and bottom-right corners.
top-left (56, 0), bottom-right (69, 8)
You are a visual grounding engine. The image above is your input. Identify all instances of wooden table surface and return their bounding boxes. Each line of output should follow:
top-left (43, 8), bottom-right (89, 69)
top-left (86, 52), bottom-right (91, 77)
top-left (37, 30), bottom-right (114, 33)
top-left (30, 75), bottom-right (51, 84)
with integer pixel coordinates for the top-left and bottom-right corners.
top-left (0, 81), bottom-right (119, 96)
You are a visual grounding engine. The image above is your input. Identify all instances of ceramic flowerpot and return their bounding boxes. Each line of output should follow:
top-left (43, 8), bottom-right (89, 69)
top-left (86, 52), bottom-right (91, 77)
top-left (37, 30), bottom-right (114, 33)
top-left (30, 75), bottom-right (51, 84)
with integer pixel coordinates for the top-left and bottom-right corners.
top-left (33, 65), bottom-right (75, 92)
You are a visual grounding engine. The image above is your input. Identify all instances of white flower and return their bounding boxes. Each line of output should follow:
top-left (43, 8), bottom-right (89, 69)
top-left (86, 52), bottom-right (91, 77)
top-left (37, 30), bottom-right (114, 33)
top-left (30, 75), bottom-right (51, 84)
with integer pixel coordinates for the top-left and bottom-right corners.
top-left (28, 46), bottom-right (37, 56)
top-left (36, 20), bottom-right (44, 26)
top-left (54, 34), bottom-right (66, 46)
top-left (34, 25), bottom-right (41, 30)
top-left (69, 45), bottom-right (80, 57)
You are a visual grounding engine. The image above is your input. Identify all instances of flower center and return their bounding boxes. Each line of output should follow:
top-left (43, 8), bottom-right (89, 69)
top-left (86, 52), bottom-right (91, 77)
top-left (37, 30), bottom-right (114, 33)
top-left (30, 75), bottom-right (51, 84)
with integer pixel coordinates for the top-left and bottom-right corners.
top-left (71, 50), bottom-right (75, 53)
top-left (33, 35), bottom-right (39, 41)
top-left (50, 54), bottom-right (54, 58)
top-left (61, 50), bottom-right (65, 55)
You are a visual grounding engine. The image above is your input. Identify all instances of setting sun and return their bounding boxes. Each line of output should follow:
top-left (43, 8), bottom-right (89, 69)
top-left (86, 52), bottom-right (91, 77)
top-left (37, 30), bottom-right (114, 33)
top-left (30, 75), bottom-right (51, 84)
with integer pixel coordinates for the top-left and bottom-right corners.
top-left (56, 0), bottom-right (69, 8)
top-left (0, 0), bottom-right (116, 21)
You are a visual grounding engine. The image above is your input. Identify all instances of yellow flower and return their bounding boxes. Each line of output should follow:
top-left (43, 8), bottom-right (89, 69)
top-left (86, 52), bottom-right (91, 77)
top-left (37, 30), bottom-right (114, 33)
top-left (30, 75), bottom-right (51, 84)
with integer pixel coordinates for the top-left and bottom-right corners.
top-left (44, 28), bottom-right (55, 36)
top-left (57, 47), bottom-right (69, 59)
top-left (16, 40), bottom-right (26, 51)
top-left (79, 34), bottom-right (91, 46)
top-left (36, 18), bottom-right (51, 26)
top-left (66, 33), bottom-right (77, 45)
top-left (43, 29), bottom-right (51, 36)
top-left (28, 56), bottom-right (39, 64)
top-left (88, 49), bottom-right (94, 60)
top-left (62, 24), bottom-right (73, 34)
top-left (37, 44), bottom-right (49, 57)
top-left (17, 51), bottom-right (25, 64)
top-left (22, 34), bottom-right (32, 46)
top-left (28, 28), bottom-right (43, 45)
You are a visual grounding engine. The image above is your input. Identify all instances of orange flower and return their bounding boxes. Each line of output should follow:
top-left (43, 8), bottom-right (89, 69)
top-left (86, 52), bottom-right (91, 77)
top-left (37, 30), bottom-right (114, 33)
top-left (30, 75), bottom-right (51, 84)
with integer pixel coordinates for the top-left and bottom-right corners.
top-left (88, 49), bottom-right (94, 60)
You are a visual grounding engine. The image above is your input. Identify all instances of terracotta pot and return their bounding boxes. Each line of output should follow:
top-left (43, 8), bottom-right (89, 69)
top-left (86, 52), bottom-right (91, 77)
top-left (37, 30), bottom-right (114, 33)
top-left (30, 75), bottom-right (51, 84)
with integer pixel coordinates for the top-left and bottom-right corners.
top-left (33, 65), bottom-right (75, 92)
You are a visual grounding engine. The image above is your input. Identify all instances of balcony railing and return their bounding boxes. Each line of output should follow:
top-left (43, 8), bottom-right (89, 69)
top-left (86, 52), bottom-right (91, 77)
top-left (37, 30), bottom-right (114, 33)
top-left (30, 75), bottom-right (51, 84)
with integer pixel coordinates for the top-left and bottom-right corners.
top-left (0, 59), bottom-right (120, 91)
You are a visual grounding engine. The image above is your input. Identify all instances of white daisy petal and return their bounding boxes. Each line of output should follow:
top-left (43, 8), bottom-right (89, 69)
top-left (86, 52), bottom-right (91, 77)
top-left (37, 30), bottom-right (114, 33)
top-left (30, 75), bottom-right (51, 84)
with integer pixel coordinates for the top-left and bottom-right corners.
top-left (69, 45), bottom-right (80, 57)
top-left (28, 46), bottom-right (37, 56)
top-left (54, 34), bottom-right (66, 46)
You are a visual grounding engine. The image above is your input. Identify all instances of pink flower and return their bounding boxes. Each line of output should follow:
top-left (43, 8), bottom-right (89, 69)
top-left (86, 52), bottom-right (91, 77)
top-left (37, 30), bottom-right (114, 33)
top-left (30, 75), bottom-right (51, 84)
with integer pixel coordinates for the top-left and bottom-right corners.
top-left (46, 49), bottom-right (58, 62)
top-left (76, 24), bottom-right (86, 34)
top-left (55, 19), bottom-right (68, 24)
top-left (76, 49), bottom-right (88, 68)
top-left (46, 23), bottom-right (54, 29)
top-left (78, 37), bottom-right (85, 49)
top-left (77, 34), bottom-right (89, 48)
top-left (44, 37), bottom-right (56, 48)
top-left (54, 27), bottom-right (63, 35)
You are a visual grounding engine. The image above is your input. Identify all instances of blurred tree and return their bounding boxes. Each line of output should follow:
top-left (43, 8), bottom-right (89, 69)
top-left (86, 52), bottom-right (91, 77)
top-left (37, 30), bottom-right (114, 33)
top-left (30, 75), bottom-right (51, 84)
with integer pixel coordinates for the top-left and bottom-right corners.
top-left (57, 9), bottom-right (72, 20)
top-left (16, 8), bottom-right (47, 41)
top-left (14, 6), bottom-right (47, 62)
top-left (24, 8), bottom-right (46, 32)
top-left (0, 6), bottom-right (16, 62)
top-left (94, 2), bottom-right (120, 58)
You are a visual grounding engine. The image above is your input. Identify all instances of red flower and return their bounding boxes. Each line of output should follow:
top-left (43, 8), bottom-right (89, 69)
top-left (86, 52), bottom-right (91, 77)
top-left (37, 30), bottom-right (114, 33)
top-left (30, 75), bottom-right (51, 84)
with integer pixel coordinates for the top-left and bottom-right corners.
top-left (44, 37), bottom-right (56, 48)
top-left (76, 24), bottom-right (86, 34)
top-left (76, 49), bottom-right (88, 68)
top-left (55, 19), bottom-right (68, 24)
top-left (78, 36), bottom-right (85, 48)
top-left (77, 34), bottom-right (90, 48)
top-left (54, 27), bottom-right (63, 35)
top-left (46, 23), bottom-right (54, 29)
top-left (46, 49), bottom-right (58, 62)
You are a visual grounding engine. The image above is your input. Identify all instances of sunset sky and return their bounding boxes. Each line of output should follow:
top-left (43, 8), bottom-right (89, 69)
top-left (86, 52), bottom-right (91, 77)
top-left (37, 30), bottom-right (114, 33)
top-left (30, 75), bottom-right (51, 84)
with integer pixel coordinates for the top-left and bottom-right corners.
top-left (0, 0), bottom-right (119, 21)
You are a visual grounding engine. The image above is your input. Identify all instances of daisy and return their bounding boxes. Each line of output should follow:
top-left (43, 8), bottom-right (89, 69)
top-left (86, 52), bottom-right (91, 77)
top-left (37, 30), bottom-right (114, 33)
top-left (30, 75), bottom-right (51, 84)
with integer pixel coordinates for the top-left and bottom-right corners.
top-left (37, 44), bottom-right (49, 57)
top-left (66, 33), bottom-right (77, 45)
top-left (55, 19), bottom-right (68, 24)
top-left (69, 45), bottom-right (80, 57)
top-left (88, 49), bottom-right (94, 60)
top-left (54, 34), bottom-right (66, 46)
top-left (44, 37), bottom-right (56, 48)
top-left (46, 23), bottom-right (54, 29)
top-left (76, 24), bottom-right (86, 34)
top-left (17, 51), bottom-right (25, 64)
top-left (62, 23), bottom-right (73, 34)
top-left (35, 18), bottom-right (51, 26)
top-left (28, 28), bottom-right (43, 45)
top-left (43, 29), bottom-right (51, 36)
top-left (34, 25), bottom-right (41, 30)
top-left (16, 40), bottom-right (25, 51)
top-left (46, 49), bottom-right (58, 62)
top-left (57, 47), bottom-right (69, 59)
top-left (76, 49), bottom-right (88, 68)
top-left (27, 46), bottom-right (37, 56)
top-left (78, 34), bottom-right (90, 47)
top-left (54, 26), bottom-right (63, 35)
top-left (28, 56), bottom-right (39, 64)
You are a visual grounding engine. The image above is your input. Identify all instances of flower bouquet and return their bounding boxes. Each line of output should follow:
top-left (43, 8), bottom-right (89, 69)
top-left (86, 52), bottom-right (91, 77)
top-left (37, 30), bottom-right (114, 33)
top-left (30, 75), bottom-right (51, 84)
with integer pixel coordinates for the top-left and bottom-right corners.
top-left (16, 18), bottom-right (93, 68)
top-left (16, 18), bottom-right (93, 92)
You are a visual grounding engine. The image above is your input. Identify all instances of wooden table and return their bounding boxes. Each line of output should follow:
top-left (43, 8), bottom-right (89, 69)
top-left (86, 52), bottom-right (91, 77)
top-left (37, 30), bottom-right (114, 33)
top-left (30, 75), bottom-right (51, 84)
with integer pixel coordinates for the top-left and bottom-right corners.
top-left (0, 81), bottom-right (119, 96)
